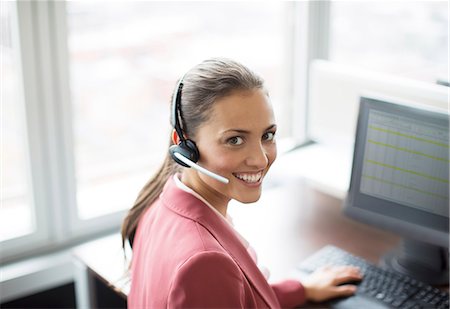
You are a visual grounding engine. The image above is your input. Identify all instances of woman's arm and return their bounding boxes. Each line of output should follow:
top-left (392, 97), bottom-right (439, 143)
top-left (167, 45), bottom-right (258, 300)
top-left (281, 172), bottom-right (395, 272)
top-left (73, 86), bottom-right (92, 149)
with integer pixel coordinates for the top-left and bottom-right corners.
top-left (271, 280), bottom-right (306, 308)
top-left (167, 251), bottom-right (246, 308)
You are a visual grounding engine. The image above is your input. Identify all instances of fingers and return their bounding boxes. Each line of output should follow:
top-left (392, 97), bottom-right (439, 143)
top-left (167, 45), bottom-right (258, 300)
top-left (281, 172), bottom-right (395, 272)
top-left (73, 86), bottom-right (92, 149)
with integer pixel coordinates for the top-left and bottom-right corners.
top-left (332, 284), bottom-right (358, 298)
top-left (331, 265), bottom-right (362, 275)
top-left (304, 265), bottom-right (364, 302)
top-left (332, 267), bottom-right (363, 285)
top-left (329, 266), bottom-right (362, 298)
top-left (315, 265), bottom-right (362, 281)
top-left (318, 265), bottom-right (361, 276)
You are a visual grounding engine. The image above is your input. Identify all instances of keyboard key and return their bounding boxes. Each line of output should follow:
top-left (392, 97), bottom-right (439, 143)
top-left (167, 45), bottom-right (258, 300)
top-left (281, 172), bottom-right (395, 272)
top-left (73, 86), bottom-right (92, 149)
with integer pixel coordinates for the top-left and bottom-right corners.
top-left (375, 292), bottom-right (385, 300)
top-left (383, 295), bottom-right (394, 304)
top-left (402, 300), bottom-right (418, 309)
top-left (392, 293), bottom-right (409, 307)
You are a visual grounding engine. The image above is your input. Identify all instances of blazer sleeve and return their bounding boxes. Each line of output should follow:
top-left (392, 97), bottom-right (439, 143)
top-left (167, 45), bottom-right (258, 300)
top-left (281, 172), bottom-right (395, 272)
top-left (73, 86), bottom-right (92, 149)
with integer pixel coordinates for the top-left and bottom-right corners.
top-left (271, 280), bottom-right (306, 308)
top-left (167, 251), bottom-right (246, 308)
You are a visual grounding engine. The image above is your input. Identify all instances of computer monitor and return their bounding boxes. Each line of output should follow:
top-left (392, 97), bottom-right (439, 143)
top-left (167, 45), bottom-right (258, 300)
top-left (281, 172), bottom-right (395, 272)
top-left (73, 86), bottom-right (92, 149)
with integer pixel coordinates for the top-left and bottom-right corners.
top-left (344, 96), bottom-right (449, 285)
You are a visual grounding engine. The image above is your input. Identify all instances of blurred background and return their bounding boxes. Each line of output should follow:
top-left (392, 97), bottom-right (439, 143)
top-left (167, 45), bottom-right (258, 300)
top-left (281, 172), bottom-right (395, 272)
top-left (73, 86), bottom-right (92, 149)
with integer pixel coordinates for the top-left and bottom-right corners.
top-left (1, 0), bottom-right (448, 307)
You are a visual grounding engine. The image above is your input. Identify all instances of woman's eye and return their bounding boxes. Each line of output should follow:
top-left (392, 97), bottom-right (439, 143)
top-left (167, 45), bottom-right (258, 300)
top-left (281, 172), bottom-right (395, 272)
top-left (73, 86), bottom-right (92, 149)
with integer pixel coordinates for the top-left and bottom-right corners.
top-left (263, 132), bottom-right (276, 141)
top-left (228, 136), bottom-right (244, 145)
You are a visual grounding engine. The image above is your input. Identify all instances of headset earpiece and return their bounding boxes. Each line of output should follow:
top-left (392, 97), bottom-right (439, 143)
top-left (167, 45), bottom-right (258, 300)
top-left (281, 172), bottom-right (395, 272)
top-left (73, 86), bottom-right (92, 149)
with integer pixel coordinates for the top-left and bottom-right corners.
top-left (170, 77), bottom-right (200, 167)
top-left (169, 139), bottom-right (200, 167)
top-left (167, 74), bottom-right (229, 184)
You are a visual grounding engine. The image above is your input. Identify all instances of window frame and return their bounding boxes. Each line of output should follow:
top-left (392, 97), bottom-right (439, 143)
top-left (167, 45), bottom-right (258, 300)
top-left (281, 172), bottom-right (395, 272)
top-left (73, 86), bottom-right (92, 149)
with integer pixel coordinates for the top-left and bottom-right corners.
top-left (2, 0), bottom-right (51, 261)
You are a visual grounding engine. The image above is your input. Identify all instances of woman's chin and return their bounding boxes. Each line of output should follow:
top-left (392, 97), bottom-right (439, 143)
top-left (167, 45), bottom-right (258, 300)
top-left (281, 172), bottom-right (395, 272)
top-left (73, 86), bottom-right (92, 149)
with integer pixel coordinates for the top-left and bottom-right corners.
top-left (234, 192), bottom-right (262, 204)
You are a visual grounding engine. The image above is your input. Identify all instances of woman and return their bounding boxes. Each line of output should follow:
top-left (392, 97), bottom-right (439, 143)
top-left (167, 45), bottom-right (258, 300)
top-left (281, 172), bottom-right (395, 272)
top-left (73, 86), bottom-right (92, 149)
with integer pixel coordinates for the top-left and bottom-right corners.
top-left (122, 58), bottom-right (362, 308)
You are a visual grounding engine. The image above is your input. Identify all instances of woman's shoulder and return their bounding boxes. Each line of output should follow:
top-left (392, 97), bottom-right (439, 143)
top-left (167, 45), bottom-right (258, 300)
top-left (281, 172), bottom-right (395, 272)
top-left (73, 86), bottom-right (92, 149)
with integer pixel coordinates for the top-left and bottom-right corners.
top-left (178, 249), bottom-right (239, 272)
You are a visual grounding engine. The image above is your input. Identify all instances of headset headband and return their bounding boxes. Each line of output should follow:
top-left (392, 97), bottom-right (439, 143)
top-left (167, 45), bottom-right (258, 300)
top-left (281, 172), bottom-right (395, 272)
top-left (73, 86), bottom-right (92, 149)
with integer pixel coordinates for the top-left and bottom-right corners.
top-left (171, 77), bottom-right (185, 142)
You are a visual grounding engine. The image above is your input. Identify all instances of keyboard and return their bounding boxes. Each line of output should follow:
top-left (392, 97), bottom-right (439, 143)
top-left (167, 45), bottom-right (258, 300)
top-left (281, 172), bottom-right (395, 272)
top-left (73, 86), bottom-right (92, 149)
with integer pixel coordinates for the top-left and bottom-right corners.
top-left (296, 245), bottom-right (449, 309)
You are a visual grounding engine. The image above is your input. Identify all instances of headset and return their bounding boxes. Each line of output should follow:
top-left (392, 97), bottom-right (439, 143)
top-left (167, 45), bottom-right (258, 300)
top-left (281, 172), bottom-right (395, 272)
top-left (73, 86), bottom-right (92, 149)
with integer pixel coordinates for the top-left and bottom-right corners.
top-left (169, 77), bottom-right (230, 184)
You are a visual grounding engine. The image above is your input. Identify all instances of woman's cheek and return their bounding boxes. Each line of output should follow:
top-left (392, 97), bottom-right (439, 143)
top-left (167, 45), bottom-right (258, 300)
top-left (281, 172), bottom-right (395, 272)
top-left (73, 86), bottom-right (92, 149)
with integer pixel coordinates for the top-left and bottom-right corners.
top-left (266, 143), bottom-right (277, 168)
top-left (199, 147), bottom-right (237, 173)
top-left (214, 152), bottom-right (240, 174)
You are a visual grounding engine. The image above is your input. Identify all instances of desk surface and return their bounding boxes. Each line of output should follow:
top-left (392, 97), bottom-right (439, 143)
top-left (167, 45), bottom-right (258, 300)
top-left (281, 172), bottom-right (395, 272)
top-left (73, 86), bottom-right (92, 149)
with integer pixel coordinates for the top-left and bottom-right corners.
top-left (73, 233), bottom-right (130, 298)
top-left (73, 178), bottom-right (401, 297)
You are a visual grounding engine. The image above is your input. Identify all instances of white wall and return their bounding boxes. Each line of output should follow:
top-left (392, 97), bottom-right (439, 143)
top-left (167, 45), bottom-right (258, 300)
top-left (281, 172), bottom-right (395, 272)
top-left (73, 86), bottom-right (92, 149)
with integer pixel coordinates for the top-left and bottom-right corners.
top-left (308, 60), bottom-right (448, 147)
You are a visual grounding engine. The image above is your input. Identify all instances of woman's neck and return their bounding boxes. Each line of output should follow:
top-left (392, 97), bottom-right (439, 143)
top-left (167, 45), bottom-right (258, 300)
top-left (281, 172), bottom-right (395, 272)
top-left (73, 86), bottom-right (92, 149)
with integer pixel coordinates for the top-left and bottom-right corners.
top-left (181, 172), bottom-right (229, 217)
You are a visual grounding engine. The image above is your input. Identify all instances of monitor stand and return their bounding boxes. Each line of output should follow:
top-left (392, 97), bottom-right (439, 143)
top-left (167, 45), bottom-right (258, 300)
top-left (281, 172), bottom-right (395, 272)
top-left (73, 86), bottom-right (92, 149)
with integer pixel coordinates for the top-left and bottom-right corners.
top-left (381, 239), bottom-right (449, 285)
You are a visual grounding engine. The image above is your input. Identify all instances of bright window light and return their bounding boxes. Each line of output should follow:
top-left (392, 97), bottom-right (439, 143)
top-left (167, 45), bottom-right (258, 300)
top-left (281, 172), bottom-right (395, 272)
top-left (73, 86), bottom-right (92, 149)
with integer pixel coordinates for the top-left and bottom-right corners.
top-left (1, 1), bottom-right (34, 241)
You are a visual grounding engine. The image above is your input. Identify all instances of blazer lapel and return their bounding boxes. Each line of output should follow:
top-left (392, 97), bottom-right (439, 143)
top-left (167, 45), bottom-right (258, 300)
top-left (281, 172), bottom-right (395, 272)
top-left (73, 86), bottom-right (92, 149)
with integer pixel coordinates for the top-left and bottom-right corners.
top-left (161, 177), bottom-right (279, 308)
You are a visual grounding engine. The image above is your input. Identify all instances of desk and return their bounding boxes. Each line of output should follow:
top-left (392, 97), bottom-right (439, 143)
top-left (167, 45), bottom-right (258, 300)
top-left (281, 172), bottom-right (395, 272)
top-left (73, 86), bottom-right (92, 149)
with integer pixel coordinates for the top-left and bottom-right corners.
top-left (73, 234), bottom-right (129, 308)
top-left (73, 178), bottom-right (401, 308)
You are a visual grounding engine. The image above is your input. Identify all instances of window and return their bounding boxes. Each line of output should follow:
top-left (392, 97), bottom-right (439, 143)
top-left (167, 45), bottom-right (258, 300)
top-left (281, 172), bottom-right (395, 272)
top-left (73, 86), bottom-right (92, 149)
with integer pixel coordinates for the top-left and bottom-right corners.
top-left (329, 1), bottom-right (447, 83)
top-left (0, 1), bottom-right (34, 241)
top-left (66, 2), bottom-right (291, 220)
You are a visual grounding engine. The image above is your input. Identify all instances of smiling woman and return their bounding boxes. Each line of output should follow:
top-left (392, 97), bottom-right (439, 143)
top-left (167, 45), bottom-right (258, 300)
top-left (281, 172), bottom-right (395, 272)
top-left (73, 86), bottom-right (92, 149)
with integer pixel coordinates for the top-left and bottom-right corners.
top-left (122, 58), bottom-right (288, 308)
top-left (122, 58), bottom-right (362, 309)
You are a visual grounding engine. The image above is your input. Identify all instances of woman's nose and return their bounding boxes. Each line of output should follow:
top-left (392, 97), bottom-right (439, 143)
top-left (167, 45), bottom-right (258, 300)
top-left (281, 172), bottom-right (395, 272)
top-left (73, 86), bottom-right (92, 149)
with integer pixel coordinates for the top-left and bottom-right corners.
top-left (245, 142), bottom-right (269, 169)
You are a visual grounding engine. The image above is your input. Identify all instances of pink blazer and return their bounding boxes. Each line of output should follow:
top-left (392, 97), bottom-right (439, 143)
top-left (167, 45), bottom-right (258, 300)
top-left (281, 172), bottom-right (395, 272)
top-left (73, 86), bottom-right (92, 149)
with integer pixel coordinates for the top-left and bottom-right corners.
top-left (129, 176), bottom-right (306, 308)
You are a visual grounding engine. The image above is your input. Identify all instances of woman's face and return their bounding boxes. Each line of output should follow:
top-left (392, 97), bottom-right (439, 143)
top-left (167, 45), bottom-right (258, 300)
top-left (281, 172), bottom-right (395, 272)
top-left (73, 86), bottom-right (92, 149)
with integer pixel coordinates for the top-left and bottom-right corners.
top-left (183, 88), bottom-right (277, 208)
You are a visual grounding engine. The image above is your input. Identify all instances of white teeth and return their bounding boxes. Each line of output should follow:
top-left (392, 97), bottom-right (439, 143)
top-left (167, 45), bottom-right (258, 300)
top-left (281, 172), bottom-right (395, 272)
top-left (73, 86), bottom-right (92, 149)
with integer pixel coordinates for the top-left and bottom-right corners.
top-left (233, 171), bottom-right (263, 183)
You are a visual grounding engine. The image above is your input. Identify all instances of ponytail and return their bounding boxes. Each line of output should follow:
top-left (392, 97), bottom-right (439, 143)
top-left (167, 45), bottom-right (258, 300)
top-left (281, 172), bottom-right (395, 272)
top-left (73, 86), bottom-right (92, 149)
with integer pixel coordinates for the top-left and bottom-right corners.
top-left (121, 138), bottom-right (179, 248)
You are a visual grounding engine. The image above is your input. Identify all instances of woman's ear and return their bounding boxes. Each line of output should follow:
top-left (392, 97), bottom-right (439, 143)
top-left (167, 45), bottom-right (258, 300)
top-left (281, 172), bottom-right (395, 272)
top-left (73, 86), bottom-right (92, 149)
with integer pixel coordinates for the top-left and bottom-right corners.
top-left (171, 129), bottom-right (181, 145)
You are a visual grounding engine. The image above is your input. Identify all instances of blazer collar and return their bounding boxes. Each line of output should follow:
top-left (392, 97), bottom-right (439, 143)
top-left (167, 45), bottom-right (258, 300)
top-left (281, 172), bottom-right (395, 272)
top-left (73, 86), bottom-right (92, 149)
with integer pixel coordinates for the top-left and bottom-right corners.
top-left (160, 177), bottom-right (279, 308)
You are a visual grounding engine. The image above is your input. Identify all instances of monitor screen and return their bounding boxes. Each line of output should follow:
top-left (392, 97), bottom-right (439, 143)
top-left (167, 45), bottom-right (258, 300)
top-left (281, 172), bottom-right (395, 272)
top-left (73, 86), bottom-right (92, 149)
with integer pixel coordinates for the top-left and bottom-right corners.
top-left (345, 96), bottom-right (449, 245)
top-left (344, 96), bottom-right (449, 283)
top-left (360, 106), bottom-right (448, 217)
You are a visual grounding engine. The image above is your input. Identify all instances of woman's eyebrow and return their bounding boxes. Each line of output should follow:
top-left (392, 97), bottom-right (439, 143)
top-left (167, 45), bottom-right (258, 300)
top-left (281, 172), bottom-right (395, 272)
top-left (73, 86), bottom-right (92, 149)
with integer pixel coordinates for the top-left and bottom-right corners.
top-left (221, 124), bottom-right (277, 135)
top-left (266, 124), bottom-right (277, 131)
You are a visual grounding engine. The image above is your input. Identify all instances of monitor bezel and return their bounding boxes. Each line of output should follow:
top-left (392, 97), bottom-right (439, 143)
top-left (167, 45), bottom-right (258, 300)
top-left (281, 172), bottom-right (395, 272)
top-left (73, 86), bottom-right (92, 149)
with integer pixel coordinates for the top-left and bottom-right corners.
top-left (344, 96), bottom-right (449, 248)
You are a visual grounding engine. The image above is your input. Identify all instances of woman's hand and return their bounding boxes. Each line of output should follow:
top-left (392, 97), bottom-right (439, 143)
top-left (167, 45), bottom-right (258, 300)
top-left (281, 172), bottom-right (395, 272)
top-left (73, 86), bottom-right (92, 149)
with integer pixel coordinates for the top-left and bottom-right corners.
top-left (302, 265), bottom-right (363, 302)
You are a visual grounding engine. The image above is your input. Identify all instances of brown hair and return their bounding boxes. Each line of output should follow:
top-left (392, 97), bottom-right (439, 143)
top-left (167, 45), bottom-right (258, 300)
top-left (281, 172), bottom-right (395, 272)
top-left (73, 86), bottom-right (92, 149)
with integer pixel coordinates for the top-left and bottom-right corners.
top-left (121, 58), bottom-right (265, 248)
